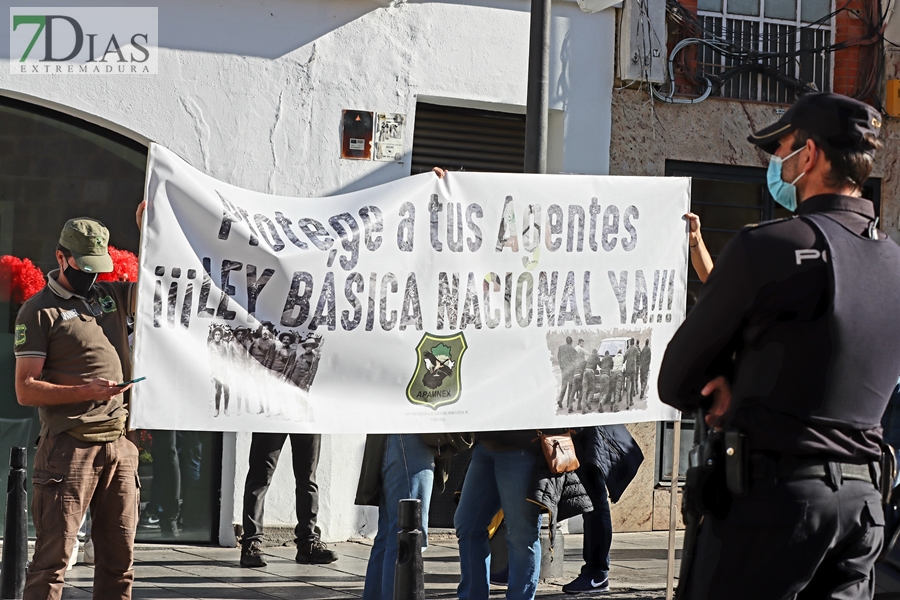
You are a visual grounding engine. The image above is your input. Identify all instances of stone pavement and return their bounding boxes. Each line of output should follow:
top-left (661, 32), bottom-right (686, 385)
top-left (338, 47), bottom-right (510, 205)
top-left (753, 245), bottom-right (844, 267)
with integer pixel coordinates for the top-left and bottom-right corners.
top-left (58, 531), bottom-right (683, 599)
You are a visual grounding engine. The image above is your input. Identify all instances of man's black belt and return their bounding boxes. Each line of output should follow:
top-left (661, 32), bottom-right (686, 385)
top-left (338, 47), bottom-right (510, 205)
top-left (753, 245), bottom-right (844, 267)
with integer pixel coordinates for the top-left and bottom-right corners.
top-left (750, 453), bottom-right (878, 485)
top-left (779, 461), bottom-right (874, 483)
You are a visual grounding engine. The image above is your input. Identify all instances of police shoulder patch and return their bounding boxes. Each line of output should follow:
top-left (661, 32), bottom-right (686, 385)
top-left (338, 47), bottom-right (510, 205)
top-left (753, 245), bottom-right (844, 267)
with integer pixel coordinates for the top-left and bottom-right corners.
top-left (14, 324), bottom-right (26, 346)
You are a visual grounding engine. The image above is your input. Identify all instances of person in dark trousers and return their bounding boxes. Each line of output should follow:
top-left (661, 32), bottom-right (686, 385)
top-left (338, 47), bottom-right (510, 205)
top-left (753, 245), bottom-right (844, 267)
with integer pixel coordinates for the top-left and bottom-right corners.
top-left (564, 426), bottom-right (644, 595)
top-left (658, 92), bottom-right (900, 600)
top-left (141, 430), bottom-right (204, 538)
top-left (239, 433), bottom-right (338, 567)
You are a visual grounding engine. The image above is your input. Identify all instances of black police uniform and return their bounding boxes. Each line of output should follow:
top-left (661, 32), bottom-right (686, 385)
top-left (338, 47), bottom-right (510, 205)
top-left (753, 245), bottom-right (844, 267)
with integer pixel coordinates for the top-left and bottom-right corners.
top-left (658, 194), bottom-right (900, 599)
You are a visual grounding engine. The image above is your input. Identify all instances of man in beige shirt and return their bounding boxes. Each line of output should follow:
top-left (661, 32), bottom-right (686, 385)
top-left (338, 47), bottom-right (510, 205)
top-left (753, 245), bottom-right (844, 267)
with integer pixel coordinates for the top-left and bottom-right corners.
top-left (15, 216), bottom-right (139, 600)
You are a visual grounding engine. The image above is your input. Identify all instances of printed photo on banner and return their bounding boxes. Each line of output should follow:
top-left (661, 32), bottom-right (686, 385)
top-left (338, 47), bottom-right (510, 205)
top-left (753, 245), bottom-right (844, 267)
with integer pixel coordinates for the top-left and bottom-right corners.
top-left (206, 321), bottom-right (322, 420)
top-left (548, 328), bottom-right (652, 416)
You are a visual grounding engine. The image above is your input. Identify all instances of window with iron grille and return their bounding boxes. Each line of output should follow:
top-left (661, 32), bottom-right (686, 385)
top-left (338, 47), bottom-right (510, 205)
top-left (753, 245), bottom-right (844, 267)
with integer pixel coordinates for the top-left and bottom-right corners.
top-left (696, 0), bottom-right (834, 102)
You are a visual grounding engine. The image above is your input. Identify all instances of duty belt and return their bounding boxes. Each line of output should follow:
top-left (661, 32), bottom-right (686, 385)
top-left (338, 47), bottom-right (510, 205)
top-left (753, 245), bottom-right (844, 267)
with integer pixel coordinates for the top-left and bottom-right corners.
top-left (750, 453), bottom-right (879, 486)
top-left (779, 461), bottom-right (874, 483)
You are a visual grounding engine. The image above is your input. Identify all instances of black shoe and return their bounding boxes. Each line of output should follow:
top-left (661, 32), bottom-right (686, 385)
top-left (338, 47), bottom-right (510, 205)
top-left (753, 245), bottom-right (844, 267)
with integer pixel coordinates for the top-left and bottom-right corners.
top-left (562, 572), bottom-right (609, 594)
top-left (295, 538), bottom-right (338, 564)
top-left (240, 541), bottom-right (267, 568)
top-left (138, 513), bottom-right (160, 530)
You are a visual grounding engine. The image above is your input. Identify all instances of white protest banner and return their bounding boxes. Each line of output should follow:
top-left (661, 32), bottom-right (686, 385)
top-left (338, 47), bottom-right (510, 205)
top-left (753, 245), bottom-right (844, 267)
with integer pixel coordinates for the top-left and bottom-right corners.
top-left (131, 144), bottom-right (688, 433)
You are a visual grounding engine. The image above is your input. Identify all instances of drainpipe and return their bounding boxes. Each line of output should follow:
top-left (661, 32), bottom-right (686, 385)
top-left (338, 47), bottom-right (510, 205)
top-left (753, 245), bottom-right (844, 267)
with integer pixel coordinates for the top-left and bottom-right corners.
top-left (524, 0), bottom-right (551, 174)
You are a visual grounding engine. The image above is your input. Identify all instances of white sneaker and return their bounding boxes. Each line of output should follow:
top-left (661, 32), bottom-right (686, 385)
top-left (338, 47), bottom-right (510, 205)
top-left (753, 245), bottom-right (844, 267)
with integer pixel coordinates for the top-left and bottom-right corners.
top-left (83, 539), bottom-right (95, 565)
top-left (67, 538), bottom-right (80, 571)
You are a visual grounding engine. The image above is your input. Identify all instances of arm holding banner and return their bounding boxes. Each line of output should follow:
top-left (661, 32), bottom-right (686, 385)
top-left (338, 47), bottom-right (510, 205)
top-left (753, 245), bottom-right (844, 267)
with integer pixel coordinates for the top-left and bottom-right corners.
top-left (131, 200), bottom-right (146, 315)
top-left (685, 213), bottom-right (713, 284)
top-left (658, 233), bottom-right (753, 413)
top-left (136, 200), bottom-right (146, 231)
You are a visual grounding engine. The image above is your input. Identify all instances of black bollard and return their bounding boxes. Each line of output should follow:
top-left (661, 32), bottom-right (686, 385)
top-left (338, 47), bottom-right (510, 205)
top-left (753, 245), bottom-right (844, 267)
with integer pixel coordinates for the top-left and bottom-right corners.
top-left (393, 499), bottom-right (424, 600)
top-left (1, 447), bottom-right (27, 599)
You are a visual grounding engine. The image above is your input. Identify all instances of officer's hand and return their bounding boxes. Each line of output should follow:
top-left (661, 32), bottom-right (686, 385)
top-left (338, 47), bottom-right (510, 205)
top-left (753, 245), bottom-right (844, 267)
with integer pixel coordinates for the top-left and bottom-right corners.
top-left (701, 375), bottom-right (732, 430)
top-left (83, 378), bottom-right (131, 401)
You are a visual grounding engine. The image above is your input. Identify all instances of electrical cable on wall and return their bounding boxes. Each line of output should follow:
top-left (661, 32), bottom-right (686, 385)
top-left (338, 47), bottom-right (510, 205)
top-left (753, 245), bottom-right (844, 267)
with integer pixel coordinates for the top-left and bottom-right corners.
top-left (654, 0), bottom-right (894, 109)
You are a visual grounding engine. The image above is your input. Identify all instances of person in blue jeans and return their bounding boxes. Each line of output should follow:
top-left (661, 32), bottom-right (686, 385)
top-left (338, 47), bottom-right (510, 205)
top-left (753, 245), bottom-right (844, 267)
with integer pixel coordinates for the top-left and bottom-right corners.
top-left (358, 434), bottom-right (435, 600)
top-left (455, 432), bottom-right (543, 600)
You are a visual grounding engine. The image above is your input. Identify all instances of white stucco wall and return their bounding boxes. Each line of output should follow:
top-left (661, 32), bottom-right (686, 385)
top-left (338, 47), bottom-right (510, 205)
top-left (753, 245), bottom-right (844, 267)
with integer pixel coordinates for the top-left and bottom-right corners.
top-left (1, 0), bottom-right (615, 545)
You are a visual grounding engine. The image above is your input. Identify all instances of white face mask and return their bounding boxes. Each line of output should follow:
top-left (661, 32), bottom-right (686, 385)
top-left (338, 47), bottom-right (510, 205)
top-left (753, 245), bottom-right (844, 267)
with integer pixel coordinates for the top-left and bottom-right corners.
top-left (766, 146), bottom-right (805, 212)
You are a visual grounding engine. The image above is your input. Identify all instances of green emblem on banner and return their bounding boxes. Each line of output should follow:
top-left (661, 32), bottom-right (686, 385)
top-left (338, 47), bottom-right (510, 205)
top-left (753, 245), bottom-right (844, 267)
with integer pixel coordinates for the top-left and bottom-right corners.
top-left (14, 324), bottom-right (26, 346)
top-left (98, 295), bottom-right (117, 313)
top-left (406, 332), bottom-right (467, 410)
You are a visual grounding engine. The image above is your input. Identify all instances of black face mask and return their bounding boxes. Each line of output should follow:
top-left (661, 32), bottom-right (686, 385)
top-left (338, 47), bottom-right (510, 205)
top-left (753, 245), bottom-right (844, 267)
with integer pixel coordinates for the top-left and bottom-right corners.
top-left (63, 264), bottom-right (98, 297)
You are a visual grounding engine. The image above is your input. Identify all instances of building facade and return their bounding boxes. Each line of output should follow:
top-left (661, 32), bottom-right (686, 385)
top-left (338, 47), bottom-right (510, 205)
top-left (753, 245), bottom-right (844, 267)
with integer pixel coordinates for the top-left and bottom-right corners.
top-left (2, 0), bottom-right (893, 547)
top-left (0, 0), bottom-right (617, 545)
top-left (603, 0), bottom-right (900, 533)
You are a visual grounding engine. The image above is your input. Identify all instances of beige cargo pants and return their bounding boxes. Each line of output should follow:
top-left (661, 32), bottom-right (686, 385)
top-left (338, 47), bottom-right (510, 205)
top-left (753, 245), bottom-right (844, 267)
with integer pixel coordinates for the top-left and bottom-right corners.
top-left (24, 432), bottom-right (139, 600)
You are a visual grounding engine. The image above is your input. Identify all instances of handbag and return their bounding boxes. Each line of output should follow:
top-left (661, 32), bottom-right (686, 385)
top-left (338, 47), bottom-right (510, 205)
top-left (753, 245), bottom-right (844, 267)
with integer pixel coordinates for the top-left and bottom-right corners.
top-left (534, 430), bottom-right (580, 474)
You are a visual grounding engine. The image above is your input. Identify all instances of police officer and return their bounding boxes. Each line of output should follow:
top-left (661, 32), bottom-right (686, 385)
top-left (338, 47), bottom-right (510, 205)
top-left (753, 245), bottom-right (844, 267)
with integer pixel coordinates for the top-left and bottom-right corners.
top-left (658, 92), bottom-right (900, 599)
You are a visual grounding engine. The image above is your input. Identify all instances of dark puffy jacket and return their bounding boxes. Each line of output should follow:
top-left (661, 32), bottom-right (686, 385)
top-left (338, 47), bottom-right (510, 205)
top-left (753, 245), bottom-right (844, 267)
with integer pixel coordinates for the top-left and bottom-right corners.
top-left (528, 459), bottom-right (593, 542)
top-left (355, 433), bottom-right (473, 506)
top-left (575, 425), bottom-right (644, 503)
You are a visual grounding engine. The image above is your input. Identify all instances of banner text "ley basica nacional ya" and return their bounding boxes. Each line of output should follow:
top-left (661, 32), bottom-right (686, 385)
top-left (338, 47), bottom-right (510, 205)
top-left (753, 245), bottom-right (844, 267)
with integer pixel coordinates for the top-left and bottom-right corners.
top-left (131, 144), bottom-right (688, 433)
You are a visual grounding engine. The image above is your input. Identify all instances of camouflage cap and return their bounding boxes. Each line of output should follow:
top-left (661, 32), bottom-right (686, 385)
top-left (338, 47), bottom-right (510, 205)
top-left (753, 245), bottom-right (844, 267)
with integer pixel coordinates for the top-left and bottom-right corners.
top-left (58, 218), bottom-right (113, 274)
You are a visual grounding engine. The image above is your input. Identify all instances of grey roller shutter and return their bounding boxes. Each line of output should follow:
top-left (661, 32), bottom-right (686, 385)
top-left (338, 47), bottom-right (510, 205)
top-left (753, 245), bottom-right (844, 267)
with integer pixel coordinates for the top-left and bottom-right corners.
top-left (410, 102), bottom-right (526, 175)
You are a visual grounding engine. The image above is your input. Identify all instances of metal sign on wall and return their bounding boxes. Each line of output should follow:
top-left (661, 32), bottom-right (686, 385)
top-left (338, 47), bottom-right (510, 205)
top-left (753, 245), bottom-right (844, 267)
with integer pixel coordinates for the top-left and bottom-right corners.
top-left (340, 110), bottom-right (406, 162)
top-left (340, 109), bottom-right (373, 160)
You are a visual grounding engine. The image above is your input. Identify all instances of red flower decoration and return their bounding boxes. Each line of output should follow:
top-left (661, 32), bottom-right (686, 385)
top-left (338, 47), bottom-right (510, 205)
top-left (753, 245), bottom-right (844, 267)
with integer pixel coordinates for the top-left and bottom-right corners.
top-left (97, 246), bottom-right (139, 283)
top-left (0, 256), bottom-right (45, 304)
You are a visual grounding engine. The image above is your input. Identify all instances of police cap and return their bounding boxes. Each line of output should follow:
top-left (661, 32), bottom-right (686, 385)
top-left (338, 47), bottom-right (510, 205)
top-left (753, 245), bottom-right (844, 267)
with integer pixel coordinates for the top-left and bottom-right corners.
top-left (748, 92), bottom-right (882, 156)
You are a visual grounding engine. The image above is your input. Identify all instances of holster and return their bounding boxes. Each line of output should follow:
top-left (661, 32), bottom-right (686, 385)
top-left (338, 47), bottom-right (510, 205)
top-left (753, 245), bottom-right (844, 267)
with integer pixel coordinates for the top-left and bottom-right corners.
top-left (677, 412), bottom-right (734, 598)
top-left (724, 430), bottom-right (749, 497)
top-left (688, 429), bottom-right (733, 520)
